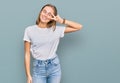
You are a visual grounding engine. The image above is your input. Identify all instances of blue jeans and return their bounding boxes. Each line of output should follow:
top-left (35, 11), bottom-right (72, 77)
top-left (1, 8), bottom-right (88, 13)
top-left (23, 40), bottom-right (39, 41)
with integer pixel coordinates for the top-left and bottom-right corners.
top-left (32, 56), bottom-right (61, 83)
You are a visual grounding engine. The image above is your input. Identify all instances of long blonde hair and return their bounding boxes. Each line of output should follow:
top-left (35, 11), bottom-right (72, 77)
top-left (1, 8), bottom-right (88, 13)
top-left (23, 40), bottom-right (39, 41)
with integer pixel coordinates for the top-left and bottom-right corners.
top-left (36, 4), bottom-right (57, 30)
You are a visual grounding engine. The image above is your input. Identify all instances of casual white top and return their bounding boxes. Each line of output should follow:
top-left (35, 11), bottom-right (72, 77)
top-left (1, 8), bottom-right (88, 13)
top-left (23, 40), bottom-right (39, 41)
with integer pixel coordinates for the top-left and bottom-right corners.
top-left (23, 25), bottom-right (65, 60)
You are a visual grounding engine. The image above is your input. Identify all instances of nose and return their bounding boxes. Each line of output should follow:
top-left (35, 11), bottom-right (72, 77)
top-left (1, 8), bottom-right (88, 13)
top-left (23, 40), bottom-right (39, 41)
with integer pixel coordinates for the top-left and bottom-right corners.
top-left (44, 13), bottom-right (48, 17)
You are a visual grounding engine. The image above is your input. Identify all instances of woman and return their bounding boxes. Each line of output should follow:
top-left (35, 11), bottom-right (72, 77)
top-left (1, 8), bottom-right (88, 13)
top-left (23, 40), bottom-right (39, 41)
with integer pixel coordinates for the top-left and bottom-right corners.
top-left (23, 4), bottom-right (82, 83)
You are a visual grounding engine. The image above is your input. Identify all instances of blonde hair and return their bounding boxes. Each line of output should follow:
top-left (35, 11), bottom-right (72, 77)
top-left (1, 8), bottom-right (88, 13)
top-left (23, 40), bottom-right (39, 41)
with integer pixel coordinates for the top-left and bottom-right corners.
top-left (36, 4), bottom-right (57, 30)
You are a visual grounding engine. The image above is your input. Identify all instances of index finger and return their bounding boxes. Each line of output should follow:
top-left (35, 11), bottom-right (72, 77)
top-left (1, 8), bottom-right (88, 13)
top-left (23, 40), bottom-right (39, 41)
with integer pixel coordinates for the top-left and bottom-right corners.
top-left (51, 13), bottom-right (56, 18)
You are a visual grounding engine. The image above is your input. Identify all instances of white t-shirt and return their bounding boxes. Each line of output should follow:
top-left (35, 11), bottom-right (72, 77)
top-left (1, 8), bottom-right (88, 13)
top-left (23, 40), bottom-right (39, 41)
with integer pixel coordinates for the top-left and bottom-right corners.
top-left (23, 25), bottom-right (65, 60)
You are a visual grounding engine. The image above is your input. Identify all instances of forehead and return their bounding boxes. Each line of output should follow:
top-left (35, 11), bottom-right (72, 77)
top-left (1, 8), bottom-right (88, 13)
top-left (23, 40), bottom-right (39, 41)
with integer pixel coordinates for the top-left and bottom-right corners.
top-left (42, 6), bottom-right (54, 13)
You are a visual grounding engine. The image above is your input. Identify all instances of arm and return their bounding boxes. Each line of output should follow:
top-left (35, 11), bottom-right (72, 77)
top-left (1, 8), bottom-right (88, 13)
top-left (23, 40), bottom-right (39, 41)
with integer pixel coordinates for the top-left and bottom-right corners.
top-left (51, 14), bottom-right (83, 33)
top-left (24, 41), bottom-right (32, 83)
top-left (63, 19), bottom-right (83, 33)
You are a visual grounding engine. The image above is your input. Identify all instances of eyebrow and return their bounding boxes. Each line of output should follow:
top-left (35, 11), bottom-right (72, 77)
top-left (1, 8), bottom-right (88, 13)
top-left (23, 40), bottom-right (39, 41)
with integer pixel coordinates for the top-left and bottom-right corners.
top-left (43, 9), bottom-right (49, 12)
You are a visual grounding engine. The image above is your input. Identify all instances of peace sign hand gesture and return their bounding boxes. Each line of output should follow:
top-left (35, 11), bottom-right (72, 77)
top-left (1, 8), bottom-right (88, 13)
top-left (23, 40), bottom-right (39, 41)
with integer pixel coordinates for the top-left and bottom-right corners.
top-left (51, 14), bottom-right (64, 24)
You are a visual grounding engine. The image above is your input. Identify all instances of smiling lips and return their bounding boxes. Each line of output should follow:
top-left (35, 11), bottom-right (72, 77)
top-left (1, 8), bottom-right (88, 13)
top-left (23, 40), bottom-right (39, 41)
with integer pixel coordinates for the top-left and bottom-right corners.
top-left (41, 15), bottom-right (51, 22)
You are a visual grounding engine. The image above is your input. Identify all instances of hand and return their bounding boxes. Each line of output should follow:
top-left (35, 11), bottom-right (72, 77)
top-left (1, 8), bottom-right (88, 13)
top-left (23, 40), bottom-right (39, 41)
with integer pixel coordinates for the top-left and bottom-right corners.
top-left (27, 76), bottom-right (32, 83)
top-left (51, 14), bottom-right (64, 24)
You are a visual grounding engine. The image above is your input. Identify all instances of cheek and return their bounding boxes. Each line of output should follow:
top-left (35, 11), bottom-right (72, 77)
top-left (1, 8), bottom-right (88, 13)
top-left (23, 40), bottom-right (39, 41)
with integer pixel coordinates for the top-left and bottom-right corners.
top-left (39, 15), bottom-right (51, 22)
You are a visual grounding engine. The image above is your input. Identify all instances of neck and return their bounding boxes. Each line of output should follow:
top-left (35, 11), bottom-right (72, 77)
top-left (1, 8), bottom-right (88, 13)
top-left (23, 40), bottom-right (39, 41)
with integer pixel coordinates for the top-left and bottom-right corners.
top-left (38, 22), bottom-right (47, 28)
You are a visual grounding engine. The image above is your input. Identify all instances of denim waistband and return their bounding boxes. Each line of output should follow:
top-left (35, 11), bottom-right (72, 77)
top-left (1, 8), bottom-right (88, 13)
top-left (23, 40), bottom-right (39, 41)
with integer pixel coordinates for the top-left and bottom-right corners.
top-left (33, 56), bottom-right (57, 65)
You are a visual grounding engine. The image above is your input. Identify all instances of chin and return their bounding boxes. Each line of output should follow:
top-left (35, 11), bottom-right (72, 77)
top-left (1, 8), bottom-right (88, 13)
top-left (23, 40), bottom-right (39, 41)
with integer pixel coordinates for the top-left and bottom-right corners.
top-left (41, 19), bottom-right (50, 23)
top-left (40, 20), bottom-right (48, 23)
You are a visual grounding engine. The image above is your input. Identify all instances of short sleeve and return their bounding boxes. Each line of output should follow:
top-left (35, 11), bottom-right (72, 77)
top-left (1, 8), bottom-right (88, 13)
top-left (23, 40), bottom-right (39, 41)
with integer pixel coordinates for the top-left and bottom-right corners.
top-left (55, 26), bottom-right (66, 38)
top-left (23, 27), bottom-right (31, 42)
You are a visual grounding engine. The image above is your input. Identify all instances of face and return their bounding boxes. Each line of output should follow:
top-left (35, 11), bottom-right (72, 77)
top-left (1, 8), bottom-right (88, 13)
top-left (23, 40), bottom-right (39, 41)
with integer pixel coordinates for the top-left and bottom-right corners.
top-left (40, 6), bottom-right (54, 23)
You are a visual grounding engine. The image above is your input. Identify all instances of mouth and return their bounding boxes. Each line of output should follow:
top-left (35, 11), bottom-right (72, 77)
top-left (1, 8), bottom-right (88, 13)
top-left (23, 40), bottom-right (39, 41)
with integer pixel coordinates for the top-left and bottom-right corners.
top-left (41, 15), bottom-right (50, 21)
top-left (42, 16), bottom-right (48, 20)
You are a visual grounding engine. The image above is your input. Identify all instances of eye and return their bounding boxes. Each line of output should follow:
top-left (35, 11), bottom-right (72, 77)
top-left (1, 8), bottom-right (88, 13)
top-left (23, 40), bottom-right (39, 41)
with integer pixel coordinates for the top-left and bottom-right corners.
top-left (42, 10), bottom-right (46, 14)
top-left (48, 13), bottom-right (52, 17)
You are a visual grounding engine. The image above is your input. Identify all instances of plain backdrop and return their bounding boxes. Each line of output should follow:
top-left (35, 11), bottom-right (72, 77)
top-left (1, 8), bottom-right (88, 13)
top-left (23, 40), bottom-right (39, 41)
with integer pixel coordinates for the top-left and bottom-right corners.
top-left (0, 0), bottom-right (120, 83)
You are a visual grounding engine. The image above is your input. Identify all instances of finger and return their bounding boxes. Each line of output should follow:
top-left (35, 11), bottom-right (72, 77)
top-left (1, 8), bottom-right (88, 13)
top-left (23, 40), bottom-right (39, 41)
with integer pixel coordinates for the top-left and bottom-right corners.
top-left (51, 13), bottom-right (56, 18)
top-left (51, 18), bottom-right (57, 21)
top-left (50, 16), bottom-right (57, 21)
top-left (50, 17), bottom-right (54, 20)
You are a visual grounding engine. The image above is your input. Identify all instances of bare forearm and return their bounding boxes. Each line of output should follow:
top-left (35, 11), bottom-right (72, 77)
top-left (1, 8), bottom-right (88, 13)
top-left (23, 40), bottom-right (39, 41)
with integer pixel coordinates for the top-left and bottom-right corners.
top-left (64, 19), bottom-right (82, 30)
top-left (24, 54), bottom-right (31, 77)
top-left (51, 15), bottom-right (82, 30)
top-left (51, 14), bottom-right (83, 33)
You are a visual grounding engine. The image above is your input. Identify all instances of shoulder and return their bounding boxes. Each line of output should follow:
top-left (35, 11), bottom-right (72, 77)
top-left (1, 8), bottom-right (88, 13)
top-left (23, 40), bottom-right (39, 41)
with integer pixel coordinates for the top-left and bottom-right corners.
top-left (54, 26), bottom-right (66, 37)
top-left (55, 26), bottom-right (66, 30)
top-left (56, 26), bottom-right (65, 28)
